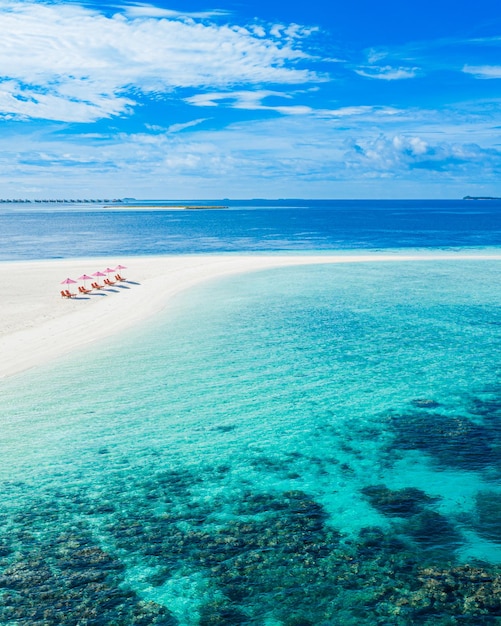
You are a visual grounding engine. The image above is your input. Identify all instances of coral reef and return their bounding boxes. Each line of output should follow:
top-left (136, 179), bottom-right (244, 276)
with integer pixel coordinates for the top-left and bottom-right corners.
top-left (2, 476), bottom-right (500, 625)
top-left (471, 491), bottom-right (501, 543)
top-left (388, 411), bottom-right (495, 470)
top-left (411, 398), bottom-right (440, 408)
top-left (361, 484), bottom-right (437, 518)
top-left (0, 532), bottom-right (177, 625)
top-left (1, 390), bottom-right (501, 624)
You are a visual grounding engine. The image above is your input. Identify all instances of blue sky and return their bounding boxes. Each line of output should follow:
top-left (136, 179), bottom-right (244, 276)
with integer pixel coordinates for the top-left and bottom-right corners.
top-left (0, 0), bottom-right (500, 199)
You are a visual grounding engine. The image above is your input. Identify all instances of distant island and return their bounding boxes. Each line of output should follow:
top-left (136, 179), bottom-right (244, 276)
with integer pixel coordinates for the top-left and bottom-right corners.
top-left (0, 198), bottom-right (227, 208)
top-left (104, 204), bottom-right (228, 210)
top-left (463, 195), bottom-right (501, 200)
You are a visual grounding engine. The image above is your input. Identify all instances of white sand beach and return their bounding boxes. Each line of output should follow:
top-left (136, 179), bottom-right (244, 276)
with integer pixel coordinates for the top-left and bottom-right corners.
top-left (1, 251), bottom-right (500, 379)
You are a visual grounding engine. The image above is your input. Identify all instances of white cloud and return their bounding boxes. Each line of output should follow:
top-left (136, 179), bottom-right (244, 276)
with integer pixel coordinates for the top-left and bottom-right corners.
top-left (392, 135), bottom-right (428, 155)
top-left (354, 65), bottom-right (419, 80)
top-left (322, 105), bottom-right (401, 118)
top-left (185, 89), bottom-right (313, 114)
top-left (187, 96), bottom-right (405, 121)
top-left (167, 118), bottom-right (208, 133)
top-left (345, 133), bottom-right (501, 174)
top-left (462, 65), bottom-right (501, 79)
top-left (0, 79), bottom-right (134, 123)
top-left (0, 0), bottom-right (321, 122)
top-left (2, 103), bottom-right (501, 198)
top-left (121, 2), bottom-right (230, 19)
top-left (366, 48), bottom-right (388, 64)
top-left (250, 25), bottom-right (266, 38)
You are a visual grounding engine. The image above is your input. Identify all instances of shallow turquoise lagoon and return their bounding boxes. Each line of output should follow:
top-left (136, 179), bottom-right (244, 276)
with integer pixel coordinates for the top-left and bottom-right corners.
top-left (1, 259), bottom-right (501, 625)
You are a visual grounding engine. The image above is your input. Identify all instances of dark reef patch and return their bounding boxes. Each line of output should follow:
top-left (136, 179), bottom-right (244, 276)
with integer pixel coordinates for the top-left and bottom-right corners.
top-left (402, 564), bottom-right (501, 620)
top-left (469, 395), bottom-right (501, 420)
top-left (388, 411), bottom-right (495, 470)
top-left (401, 510), bottom-right (463, 554)
top-left (411, 398), bottom-right (440, 409)
top-left (361, 484), bottom-right (438, 518)
top-left (471, 491), bottom-right (501, 543)
top-left (1, 463), bottom-right (501, 624)
top-left (0, 533), bottom-right (178, 625)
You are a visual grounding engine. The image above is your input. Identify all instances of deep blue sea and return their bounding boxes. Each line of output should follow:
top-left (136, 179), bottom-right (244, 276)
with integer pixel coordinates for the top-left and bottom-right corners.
top-left (1, 198), bottom-right (501, 259)
top-left (1, 200), bottom-right (501, 625)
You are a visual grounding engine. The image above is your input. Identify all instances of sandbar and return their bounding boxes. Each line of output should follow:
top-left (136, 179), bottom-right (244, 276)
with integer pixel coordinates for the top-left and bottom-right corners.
top-left (1, 251), bottom-right (500, 379)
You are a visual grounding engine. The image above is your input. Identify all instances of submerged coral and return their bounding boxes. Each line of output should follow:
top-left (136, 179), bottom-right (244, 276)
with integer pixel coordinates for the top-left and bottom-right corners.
top-left (388, 411), bottom-right (495, 471)
top-left (361, 484), bottom-right (438, 518)
top-left (402, 564), bottom-right (501, 619)
top-left (471, 491), bottom-right (501, 543)
top-left (0, 535), bottom-right (177, 625)
top-left (1, 479), bottom-right (501, 625)
top-left (1, 429), bottom-right (501, 626)
top-left (411, 398), bottom-right (440, 409)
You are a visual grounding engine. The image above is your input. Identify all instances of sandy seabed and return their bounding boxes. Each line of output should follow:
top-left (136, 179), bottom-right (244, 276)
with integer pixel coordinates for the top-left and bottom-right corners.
top-left (1, 251), bottom-right (500, 379)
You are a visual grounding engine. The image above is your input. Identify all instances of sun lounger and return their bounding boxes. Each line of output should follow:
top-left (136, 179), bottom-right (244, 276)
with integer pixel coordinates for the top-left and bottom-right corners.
top-left (61, 289), bottom-right (76, 298)
top-left (104, 278), bottom-right (115, 285)
top-left (78, 286), bottom-right (92, 294)
top-left (92, 282), bottom-right (104, 289)
top-left (115, 274), bottom-right (127, 281)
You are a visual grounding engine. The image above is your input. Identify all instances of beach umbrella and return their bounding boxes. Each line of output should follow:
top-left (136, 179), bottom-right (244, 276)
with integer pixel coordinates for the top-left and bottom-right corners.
top-left (92, 270), bottom-right (106, 285)
top-left (78, 274), bottom-right (93, 288)
top-left (60, 277), bottom-right (77, 294)
top-left (114, 264), bottom-right (127, 279)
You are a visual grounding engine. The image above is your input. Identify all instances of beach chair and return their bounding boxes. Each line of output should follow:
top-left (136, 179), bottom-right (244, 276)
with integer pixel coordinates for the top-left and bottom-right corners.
top-left (61, 290), bottom-right (71, 298)
top-left (115, 274), bottom-right (126, 281)
top-left (104, 278), bottom-right (115, 285)
top-left (63, 289), bottom-right (76, 298)
top-left (91, 282), bottom-right (103, 289)
top-left (78, 285), bottom-right (92, 294)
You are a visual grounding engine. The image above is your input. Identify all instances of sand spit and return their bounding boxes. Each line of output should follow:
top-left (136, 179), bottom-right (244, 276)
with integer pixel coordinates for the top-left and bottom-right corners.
top-left (1, 251), bottom-right (499, 379)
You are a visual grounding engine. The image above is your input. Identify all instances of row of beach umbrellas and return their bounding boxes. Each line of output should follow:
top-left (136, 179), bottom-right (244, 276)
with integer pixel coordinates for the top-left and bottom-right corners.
top-left (61, 264), bottom-right (127, 290)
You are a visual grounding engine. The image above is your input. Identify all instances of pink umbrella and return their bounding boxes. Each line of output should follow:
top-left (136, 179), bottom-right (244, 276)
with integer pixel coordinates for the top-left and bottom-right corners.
top-left (78, 274), bottom-right (93, 288)
top-left (60, 277), bottom-right (77, 295)
top-left (92, 271), bottom-right (106, 286)
top-left (114, 264), bottom-right (127, 280)
top-left (103, 267), bottom-right (117, 284)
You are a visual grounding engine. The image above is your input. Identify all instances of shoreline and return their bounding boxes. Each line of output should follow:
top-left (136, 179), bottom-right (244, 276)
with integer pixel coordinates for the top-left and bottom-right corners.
top-left (1, 250), bottom-right (500, 380)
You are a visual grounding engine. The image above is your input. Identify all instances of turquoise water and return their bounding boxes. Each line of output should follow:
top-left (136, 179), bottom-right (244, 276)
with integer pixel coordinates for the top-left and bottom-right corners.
top-left (1, 259), bottom-right (501, 624)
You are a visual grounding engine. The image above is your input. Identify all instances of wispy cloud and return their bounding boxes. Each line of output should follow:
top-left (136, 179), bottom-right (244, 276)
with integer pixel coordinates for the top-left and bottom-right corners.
top-left (186, 90), bottom-right (314, 115)
top-left (462, 65), bottom-right (501, 79)
top-left (322, 106), bottom-right (401, 118)
top-left (185, 93), bottom-right (404, 119)
top-left (354, 65), bottom-right (419, 80)
top-left (0, 1), bottom-right (321, 123)
top-left (3, 97), bottom-right (499, 198)
top-left (167, 119), bottom-right (208, 133)
top-left (121, 2), bottom-right (230, 19)
top-left (0, 0), bottom-right (499, 198)
top-left (355, 34), bottom-right (501, 80)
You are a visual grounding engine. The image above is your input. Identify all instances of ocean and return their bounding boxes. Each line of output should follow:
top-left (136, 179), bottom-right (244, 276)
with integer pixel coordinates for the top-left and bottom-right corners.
top-left (1, 198), bottom-right (501, 259)
top-left (1, 200), bottom-right (501, 624)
